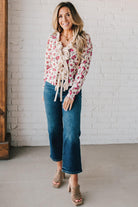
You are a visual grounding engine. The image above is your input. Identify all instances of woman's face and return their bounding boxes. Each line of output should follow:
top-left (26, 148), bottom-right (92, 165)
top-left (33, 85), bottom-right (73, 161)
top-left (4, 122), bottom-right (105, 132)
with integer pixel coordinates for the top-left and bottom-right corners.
top-left (58, 7), bottom-right (73, 31)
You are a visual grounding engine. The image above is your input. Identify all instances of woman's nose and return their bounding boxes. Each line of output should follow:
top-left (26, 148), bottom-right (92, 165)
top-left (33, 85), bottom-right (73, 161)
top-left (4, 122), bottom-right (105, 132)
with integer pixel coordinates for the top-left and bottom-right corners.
top-left (63, 15), bottom-right (67, 21)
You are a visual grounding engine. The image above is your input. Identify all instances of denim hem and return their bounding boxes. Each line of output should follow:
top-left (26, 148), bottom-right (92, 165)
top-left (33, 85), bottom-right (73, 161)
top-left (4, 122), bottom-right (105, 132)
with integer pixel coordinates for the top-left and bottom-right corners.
top-left (62, 168), bottom-right (82, 174)
top-left (50, 155), bottom-right (62, 162)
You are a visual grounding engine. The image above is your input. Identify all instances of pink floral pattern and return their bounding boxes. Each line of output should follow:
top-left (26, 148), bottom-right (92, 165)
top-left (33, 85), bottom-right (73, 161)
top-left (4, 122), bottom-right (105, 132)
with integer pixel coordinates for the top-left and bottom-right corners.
top-left (43, 31), bottom-right (93, 100)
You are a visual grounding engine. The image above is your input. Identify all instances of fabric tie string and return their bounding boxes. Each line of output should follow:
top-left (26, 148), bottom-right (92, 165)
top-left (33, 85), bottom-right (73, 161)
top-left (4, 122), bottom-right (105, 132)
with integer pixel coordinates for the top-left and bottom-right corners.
top-left (54, 40), bottom-right (71, 102)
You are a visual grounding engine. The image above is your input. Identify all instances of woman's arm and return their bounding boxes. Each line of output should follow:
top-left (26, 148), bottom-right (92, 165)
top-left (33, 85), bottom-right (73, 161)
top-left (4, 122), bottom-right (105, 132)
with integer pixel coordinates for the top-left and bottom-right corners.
top-left (43, 36), bottom-right (52, 88)
top-left (67, 34), bottom-right (93, 100)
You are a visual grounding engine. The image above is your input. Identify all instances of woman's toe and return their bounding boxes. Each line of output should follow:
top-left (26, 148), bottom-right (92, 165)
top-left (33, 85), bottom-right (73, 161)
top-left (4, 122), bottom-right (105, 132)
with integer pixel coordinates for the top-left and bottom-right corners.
top-left (75, 199), bottom-right (81, 202)
top-left (53, 181), bottom-right (59, 184)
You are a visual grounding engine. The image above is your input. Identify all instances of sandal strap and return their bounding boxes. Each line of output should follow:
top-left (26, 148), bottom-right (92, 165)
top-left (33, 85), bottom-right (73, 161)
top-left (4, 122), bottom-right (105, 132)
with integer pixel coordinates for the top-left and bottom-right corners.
top-left (53, 170), bottom-right (64, 183)
top-left (71, 184), bottom-right (82, 201)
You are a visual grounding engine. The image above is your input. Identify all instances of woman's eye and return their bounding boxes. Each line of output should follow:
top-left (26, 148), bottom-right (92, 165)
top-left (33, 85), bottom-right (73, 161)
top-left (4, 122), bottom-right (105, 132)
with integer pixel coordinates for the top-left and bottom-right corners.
top-left (58, 13), bottom-right (70, 19)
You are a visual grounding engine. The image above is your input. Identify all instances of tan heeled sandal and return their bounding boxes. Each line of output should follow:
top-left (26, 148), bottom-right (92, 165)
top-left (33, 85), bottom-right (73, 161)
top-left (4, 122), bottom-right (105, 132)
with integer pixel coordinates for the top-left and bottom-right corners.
top-left (52, 170), bottom-right (65, 188)
top-left (68, 177), bottom-right (83, 206)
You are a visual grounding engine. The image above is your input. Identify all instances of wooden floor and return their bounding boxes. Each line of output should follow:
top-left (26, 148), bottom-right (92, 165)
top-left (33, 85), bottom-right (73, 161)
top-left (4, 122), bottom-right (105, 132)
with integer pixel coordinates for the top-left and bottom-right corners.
top-left (0, 144), bottom-right (138, 207)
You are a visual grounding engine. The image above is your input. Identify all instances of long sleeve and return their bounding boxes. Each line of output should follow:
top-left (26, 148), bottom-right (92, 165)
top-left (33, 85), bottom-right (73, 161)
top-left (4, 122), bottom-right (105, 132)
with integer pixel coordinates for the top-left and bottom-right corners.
top-left (43, 36), bottom-right (52, 88)
top-left (67, 34), bottom-right (93, 100)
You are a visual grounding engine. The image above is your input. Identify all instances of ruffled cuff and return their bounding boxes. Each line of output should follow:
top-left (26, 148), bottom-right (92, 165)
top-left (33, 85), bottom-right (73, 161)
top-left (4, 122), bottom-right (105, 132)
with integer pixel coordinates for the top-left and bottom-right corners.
top-left (66, 90), bottom-right (75, 101)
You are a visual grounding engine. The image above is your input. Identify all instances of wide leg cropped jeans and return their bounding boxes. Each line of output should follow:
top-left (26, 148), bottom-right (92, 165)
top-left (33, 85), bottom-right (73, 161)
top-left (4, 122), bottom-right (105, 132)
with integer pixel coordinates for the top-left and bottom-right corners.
top-left (43, 81), bottom-right (82, 174)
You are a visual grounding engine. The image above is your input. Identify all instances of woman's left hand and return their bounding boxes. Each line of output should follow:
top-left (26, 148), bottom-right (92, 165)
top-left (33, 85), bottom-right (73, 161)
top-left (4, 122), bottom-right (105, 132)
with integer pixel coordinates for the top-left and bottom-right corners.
top-left (63, 96), bottom-right (74, 111)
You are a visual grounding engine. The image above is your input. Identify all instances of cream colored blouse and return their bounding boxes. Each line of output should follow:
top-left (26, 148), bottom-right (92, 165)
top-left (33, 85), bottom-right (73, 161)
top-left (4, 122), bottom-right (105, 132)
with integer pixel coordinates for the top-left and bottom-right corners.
top-left (43, 31), bottom-right (93, 101)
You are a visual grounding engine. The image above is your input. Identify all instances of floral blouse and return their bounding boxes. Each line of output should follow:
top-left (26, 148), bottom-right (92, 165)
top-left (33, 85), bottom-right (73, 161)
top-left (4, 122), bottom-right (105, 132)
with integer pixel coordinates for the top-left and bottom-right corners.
top-left (43, 31), bottom-right (93, 101)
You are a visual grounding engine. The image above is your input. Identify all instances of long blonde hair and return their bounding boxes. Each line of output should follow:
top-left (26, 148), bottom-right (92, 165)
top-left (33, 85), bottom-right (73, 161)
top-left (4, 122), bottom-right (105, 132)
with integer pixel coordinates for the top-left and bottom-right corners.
top-left (52, 2), bottom-right (87, 63)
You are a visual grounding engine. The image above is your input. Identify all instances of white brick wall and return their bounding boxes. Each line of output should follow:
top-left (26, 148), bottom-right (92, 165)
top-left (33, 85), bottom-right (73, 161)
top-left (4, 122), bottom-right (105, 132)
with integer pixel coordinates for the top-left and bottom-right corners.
top-left (7, 0), bottom-right (138, 146)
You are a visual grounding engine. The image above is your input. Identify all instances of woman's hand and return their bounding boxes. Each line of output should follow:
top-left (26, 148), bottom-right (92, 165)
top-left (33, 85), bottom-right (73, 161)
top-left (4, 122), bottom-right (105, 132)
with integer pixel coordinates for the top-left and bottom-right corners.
top-left (63, 96), bottom-right (74, 111)
top-left (42, 95), bottom-right (44, 102)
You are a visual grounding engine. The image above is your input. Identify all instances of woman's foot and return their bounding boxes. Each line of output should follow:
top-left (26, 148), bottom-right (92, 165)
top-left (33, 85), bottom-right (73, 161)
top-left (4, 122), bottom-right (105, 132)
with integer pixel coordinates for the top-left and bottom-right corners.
top-left (52, 170), bottom-right (65, 188)
top-left (68, 177), bottom-right (83, 206)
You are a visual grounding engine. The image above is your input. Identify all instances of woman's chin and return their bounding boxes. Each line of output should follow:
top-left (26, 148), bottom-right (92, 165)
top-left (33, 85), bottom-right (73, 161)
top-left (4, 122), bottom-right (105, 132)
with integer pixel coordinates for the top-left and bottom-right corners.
top-left (62, 26), bottom-right (72, 31)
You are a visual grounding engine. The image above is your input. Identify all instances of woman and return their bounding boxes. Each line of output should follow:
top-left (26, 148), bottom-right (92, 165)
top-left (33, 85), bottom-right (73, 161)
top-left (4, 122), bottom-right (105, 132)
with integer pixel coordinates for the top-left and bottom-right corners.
top-left (43, 2), bottom-right (92, 206)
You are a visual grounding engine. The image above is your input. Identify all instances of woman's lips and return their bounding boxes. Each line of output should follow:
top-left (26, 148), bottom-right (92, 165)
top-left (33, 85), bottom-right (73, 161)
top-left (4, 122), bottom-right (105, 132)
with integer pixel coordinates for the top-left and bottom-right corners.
top-left (62, 22), bottom-right (69, 26)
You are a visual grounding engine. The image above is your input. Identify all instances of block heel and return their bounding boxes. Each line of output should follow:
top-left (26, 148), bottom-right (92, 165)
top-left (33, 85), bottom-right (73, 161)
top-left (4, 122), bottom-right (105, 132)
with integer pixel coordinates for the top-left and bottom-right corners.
top-left (68, 177), bottom-right (83, 206)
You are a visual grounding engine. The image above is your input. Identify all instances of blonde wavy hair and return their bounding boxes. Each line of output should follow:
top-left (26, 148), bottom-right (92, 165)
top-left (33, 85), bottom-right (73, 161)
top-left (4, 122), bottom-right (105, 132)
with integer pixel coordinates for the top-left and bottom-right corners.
top-left (52, 2), bottom-right (87, 63)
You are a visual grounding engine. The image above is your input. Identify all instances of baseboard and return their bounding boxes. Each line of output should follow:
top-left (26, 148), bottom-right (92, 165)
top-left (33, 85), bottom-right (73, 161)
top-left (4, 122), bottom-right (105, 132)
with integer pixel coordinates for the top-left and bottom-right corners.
top-left (0, 133), bottom-right (11, 160)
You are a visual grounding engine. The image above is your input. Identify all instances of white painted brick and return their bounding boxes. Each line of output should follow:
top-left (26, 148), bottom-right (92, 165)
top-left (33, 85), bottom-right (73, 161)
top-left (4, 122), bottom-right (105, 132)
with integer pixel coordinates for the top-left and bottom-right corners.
top-left (10, 123), bottom-right (18, 130)
top-left (7, 0), bottom-right (138, 146)
top-left (8, 117), bottom-right (17, 124)
top-left (7, 105), bottom-right (18, 111)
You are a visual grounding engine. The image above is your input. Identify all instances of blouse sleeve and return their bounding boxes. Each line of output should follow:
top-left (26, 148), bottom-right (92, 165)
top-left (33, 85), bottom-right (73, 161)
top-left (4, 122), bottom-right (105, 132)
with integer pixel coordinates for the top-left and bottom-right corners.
top-left (43, 36), bottom-right (52, 88)
top-left (67, 34), bottom-right (93, 100)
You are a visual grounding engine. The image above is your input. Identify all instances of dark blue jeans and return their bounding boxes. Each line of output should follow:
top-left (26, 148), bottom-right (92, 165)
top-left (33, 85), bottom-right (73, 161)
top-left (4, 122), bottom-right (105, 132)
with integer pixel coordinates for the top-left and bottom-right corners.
top-left (43, 81), bottom-right (82, 174)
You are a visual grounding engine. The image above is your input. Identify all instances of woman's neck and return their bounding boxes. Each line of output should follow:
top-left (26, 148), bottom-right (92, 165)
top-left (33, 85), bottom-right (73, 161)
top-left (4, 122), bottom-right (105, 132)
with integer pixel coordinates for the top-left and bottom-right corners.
top-left (62, 29), bottom-right (73, 38)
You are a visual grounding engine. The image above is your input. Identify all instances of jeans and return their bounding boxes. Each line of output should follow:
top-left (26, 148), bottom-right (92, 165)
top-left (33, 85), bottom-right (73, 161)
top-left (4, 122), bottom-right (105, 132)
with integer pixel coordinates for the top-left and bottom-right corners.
top-left (43, 81), bottom-right (82, 174)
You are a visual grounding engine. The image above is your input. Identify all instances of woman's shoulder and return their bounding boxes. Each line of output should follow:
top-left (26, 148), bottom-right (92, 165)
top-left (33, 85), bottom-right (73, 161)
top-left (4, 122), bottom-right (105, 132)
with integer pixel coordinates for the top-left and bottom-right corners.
top-left (83, 32), bottom-right (92, 49)
top-left (48, 31), bottom-right (58, 41)
top-left (46, 32), bottom-right (58, 46)
top-left (79, 31), bottom-right (92, 45)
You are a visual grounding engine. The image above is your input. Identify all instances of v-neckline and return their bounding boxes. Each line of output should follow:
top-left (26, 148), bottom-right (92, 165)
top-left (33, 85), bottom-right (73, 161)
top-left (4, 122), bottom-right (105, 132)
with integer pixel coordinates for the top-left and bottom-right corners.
top-left (57, 31), bottom-right (74, 49)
